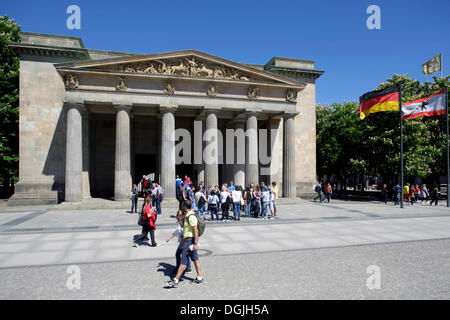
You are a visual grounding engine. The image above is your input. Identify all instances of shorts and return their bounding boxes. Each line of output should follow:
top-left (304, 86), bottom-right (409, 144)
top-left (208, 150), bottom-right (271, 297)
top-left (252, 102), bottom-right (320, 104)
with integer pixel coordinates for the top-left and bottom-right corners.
top-left (180, 237), bottom-right (199, 265)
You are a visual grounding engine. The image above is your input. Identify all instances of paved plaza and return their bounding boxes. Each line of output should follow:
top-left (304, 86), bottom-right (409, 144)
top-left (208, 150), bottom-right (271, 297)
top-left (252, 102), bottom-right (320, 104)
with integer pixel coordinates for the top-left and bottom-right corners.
top-left (0, 200), bottom-right (449, 299)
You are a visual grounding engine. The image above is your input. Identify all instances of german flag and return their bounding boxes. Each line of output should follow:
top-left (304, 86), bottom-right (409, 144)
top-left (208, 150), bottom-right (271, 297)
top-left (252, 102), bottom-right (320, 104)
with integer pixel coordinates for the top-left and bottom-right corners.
top-left (359, 86), bottom-right (400, 120)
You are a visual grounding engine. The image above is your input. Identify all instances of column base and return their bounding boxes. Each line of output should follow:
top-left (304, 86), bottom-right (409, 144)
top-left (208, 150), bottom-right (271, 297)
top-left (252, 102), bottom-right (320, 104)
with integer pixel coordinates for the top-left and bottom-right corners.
top-left (7, 181), bottom-right (60, 206)
top-left (296, 180), bottom-right (317, 199)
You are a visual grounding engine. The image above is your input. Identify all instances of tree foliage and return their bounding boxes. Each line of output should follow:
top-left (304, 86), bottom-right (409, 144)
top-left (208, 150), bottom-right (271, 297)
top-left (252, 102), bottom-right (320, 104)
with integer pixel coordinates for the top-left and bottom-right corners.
top-left (317, 74), bottom-right (450, 185)
top-left (0, 15), bottom-right (20, 185)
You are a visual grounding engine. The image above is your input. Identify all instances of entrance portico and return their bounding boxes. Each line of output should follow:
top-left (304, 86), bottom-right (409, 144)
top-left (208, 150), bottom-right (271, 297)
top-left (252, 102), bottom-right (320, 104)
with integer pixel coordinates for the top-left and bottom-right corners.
top-left (8, 33), bottom-right (324, 205)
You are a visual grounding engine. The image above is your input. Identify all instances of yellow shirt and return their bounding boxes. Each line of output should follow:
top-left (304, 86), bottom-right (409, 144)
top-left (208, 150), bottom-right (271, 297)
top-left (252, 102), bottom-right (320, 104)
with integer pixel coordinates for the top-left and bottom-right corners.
top-left (274, 186), bottom-right (279, 199)
top-left (404, 186), bottom-right (409, 195)
top-left (183, 210), bottom-right (198, 239)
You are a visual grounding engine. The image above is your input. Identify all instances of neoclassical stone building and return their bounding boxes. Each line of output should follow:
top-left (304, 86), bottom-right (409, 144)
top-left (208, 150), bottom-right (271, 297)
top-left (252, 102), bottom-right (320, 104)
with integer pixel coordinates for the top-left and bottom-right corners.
top-left (8, 32), bottom-right (323, 205)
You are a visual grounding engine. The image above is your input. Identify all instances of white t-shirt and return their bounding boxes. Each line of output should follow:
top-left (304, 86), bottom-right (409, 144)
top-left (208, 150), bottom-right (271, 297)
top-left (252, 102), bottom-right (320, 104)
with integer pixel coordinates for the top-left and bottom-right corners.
top-left (232, 190), bottom-right (242, 203)
top-left (220, 191), bottom-right (229, 203)
top-left (172, 225), bottom-right (183, 244)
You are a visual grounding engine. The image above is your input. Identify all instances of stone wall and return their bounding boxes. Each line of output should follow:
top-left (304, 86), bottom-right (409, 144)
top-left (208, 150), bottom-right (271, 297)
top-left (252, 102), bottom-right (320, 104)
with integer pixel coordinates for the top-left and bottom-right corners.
top-left (9, 57), bottom-right (67, 204)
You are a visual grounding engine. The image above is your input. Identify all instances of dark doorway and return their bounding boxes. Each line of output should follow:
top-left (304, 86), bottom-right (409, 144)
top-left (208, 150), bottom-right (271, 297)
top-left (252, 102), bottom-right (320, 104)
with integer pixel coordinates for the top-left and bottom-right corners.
top-left (135, 154), bottom-right (157, 184)
top-left (176, 163), bottom-right (193, 184)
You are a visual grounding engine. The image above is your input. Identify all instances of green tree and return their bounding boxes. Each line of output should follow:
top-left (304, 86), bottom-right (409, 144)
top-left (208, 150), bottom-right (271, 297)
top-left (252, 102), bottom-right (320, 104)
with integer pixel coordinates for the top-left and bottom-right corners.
top-left (316, 74), bottom-right (449, 186)
top-left (0, 15), bottom-right (21, 189)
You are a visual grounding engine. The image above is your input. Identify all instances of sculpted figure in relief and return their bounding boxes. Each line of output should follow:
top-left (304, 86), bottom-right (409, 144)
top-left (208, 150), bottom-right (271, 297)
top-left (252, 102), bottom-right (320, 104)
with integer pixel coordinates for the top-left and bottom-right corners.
top-left (247, 86), bottom-right (260, 100)
top-left (65, 74), bottom-right (79, 89)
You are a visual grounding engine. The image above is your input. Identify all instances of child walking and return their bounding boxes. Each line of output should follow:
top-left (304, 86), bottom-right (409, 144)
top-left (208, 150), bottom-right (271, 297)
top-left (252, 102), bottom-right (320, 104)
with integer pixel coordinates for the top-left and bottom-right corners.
top-left (166, 210), bottom-right (192, 277)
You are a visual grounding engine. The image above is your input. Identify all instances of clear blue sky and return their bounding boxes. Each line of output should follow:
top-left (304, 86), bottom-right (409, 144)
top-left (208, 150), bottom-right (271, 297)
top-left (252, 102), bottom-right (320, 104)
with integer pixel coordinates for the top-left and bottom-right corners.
top-left (2, 0), bottom-right (449, 105)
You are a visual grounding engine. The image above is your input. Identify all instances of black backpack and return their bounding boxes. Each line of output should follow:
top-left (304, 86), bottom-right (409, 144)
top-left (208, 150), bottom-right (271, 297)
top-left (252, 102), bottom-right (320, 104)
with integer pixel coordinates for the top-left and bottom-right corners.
top-left (198, 194), bottom-right (206, 206)
top-left (176, 187), bottom-right (183, 201)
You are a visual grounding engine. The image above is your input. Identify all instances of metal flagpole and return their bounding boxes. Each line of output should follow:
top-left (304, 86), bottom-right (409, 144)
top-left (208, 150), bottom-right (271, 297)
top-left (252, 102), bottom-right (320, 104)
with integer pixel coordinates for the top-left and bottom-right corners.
top-left (446, 86), bottom-right (449, 207)
top-left (399, 84), bottom-right (404, 208)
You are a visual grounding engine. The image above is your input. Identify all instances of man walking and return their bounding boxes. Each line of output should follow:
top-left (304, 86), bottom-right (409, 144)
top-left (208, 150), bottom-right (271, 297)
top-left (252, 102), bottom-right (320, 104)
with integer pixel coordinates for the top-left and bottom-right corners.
top-left (166, 199), bottom-right (203, 288)
top-left (314, 181), bottom-right (323, 203)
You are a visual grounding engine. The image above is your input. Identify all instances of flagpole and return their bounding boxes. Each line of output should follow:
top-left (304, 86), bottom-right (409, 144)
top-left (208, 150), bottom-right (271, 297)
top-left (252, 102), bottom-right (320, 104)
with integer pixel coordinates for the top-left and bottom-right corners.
top-left (399, 84), bottom-right (404, 209)
top-left (446, 86), bottom-right (449, 207)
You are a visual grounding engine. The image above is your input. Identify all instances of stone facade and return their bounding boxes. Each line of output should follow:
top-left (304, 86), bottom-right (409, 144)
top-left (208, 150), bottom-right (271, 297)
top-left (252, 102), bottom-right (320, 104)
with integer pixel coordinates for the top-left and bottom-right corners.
top-left (8, 32), bottom-right (324, 205)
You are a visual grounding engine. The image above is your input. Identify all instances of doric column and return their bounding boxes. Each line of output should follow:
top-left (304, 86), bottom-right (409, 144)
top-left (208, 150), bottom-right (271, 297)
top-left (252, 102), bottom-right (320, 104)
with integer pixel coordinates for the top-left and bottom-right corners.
top-left (81, 108), bottom-right (91, 199)
top-left (245, 111), bottom-right (259, 186)
top-left (283, 112), bottom-right (298, 197)
top-left (160, 104), bottom-right (177, 199)
top-left (65, 103), bottom-right (84, 202)
top-left (268, 117), bottom-right (283, 195)
top-left (204, 107), bottom-right (220, 188)
top-left (114, 105), bottom-right (132, 201)
top-left (194, 116), bottom-right (205, 185)
top-left (233, 120), bottom-right (246, 187)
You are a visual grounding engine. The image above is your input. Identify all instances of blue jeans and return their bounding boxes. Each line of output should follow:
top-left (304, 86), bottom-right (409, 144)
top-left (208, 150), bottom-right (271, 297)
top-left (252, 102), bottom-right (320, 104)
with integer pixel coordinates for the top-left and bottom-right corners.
top-left (210, 205), bottom-right (219, 220)
top-left (175, 246), bottom-right (191, 272)
top-left (262, 202), bottom-right (270, 218)
top-left (245, 202), bottom-right (251, 217)
top-left (198, 203), bottom-right (206, 219)
top-left (233, 202), bottom-right (241, 219)
top-left (156, 197), bottom-right (162, 214)
top-left (131, 197), bottom-right (138, 213)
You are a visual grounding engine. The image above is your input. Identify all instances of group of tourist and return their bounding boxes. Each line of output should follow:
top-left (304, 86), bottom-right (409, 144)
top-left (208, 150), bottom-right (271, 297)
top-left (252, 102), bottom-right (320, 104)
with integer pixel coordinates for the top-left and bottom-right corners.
top-left (132, 175), bottom-right (164, 214)
top-left (176, 176), bottom-right (279, 221)
top-left (313, 181), bottom-right (333, 203)
top-left (393, 183), bottom-right (441, 206)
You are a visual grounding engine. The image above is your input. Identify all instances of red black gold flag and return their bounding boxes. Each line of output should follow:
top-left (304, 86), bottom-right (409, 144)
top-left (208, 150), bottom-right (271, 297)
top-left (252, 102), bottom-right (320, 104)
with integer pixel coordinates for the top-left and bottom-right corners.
top-left (359, 86), bottom-right (400, 120)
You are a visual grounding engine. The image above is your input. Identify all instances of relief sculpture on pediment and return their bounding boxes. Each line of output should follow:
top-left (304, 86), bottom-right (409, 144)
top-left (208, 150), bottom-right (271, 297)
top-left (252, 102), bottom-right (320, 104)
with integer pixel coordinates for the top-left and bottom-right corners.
top-left (118, 57), bottom-right (255, 81)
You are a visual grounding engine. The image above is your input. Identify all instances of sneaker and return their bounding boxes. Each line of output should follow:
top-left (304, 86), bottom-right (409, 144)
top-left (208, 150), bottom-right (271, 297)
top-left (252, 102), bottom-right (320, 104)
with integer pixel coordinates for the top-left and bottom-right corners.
top-left (165, 280), bottom-right (178, 288)
top-left (193, 277), bottom-right (204, 284)
top-left (152, 243), bottom-right (160, 247)
top-left (133, 243), bottom-right (139, 247)
top-left (184, 269), bottom-right (192, 274)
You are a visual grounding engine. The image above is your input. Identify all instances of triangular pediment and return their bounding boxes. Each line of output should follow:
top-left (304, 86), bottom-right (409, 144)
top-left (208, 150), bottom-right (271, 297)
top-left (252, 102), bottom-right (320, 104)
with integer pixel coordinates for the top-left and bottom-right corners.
top-left (55, 50), bottom-right (305, 88)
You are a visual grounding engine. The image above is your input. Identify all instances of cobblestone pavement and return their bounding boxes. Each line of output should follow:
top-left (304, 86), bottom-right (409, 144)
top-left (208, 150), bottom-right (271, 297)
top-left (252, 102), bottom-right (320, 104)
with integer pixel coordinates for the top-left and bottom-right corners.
top-left (0, 201), bottom-right (449, 299)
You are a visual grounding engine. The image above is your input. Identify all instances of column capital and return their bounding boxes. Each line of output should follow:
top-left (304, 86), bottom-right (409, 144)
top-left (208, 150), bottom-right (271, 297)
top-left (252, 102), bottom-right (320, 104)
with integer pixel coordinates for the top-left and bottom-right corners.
top-left (113, 104), bottom-right (132, 113)
top-left (204, 106), bottom-right (222, 114)
top-left (160, 104), bottom-right (178, 114)
top-left (64, 102), bottom-right (86, 112)
top-left (283, 111), bottom-right (299, 119)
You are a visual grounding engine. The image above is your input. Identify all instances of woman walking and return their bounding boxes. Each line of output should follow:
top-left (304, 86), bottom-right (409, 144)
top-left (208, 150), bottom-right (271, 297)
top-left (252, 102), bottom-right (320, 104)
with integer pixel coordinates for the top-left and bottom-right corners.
top-left (134, 197), bottom-right (159, 247)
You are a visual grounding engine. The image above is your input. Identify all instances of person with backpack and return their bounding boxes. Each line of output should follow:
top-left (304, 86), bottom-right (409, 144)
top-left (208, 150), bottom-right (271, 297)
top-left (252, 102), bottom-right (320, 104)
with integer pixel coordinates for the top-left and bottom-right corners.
top-left (166, 210), bottom-right (192, 277)
top-left (314, 181), bottom-right (323, 202)
top-left (208, 189), bottom-right (220, 221)
top-left (261, 186), bottom-right (271, 220)
top-left (176, 182), bottom-right (187, 210)
top-left (195, 185), bottom-right (207, 220)
top-left (166, 199), bottom-right (204, 288)
top-left (252, 185), bottom-right (261, 217)
top-left (134, 197), bottom-right (159, 247)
